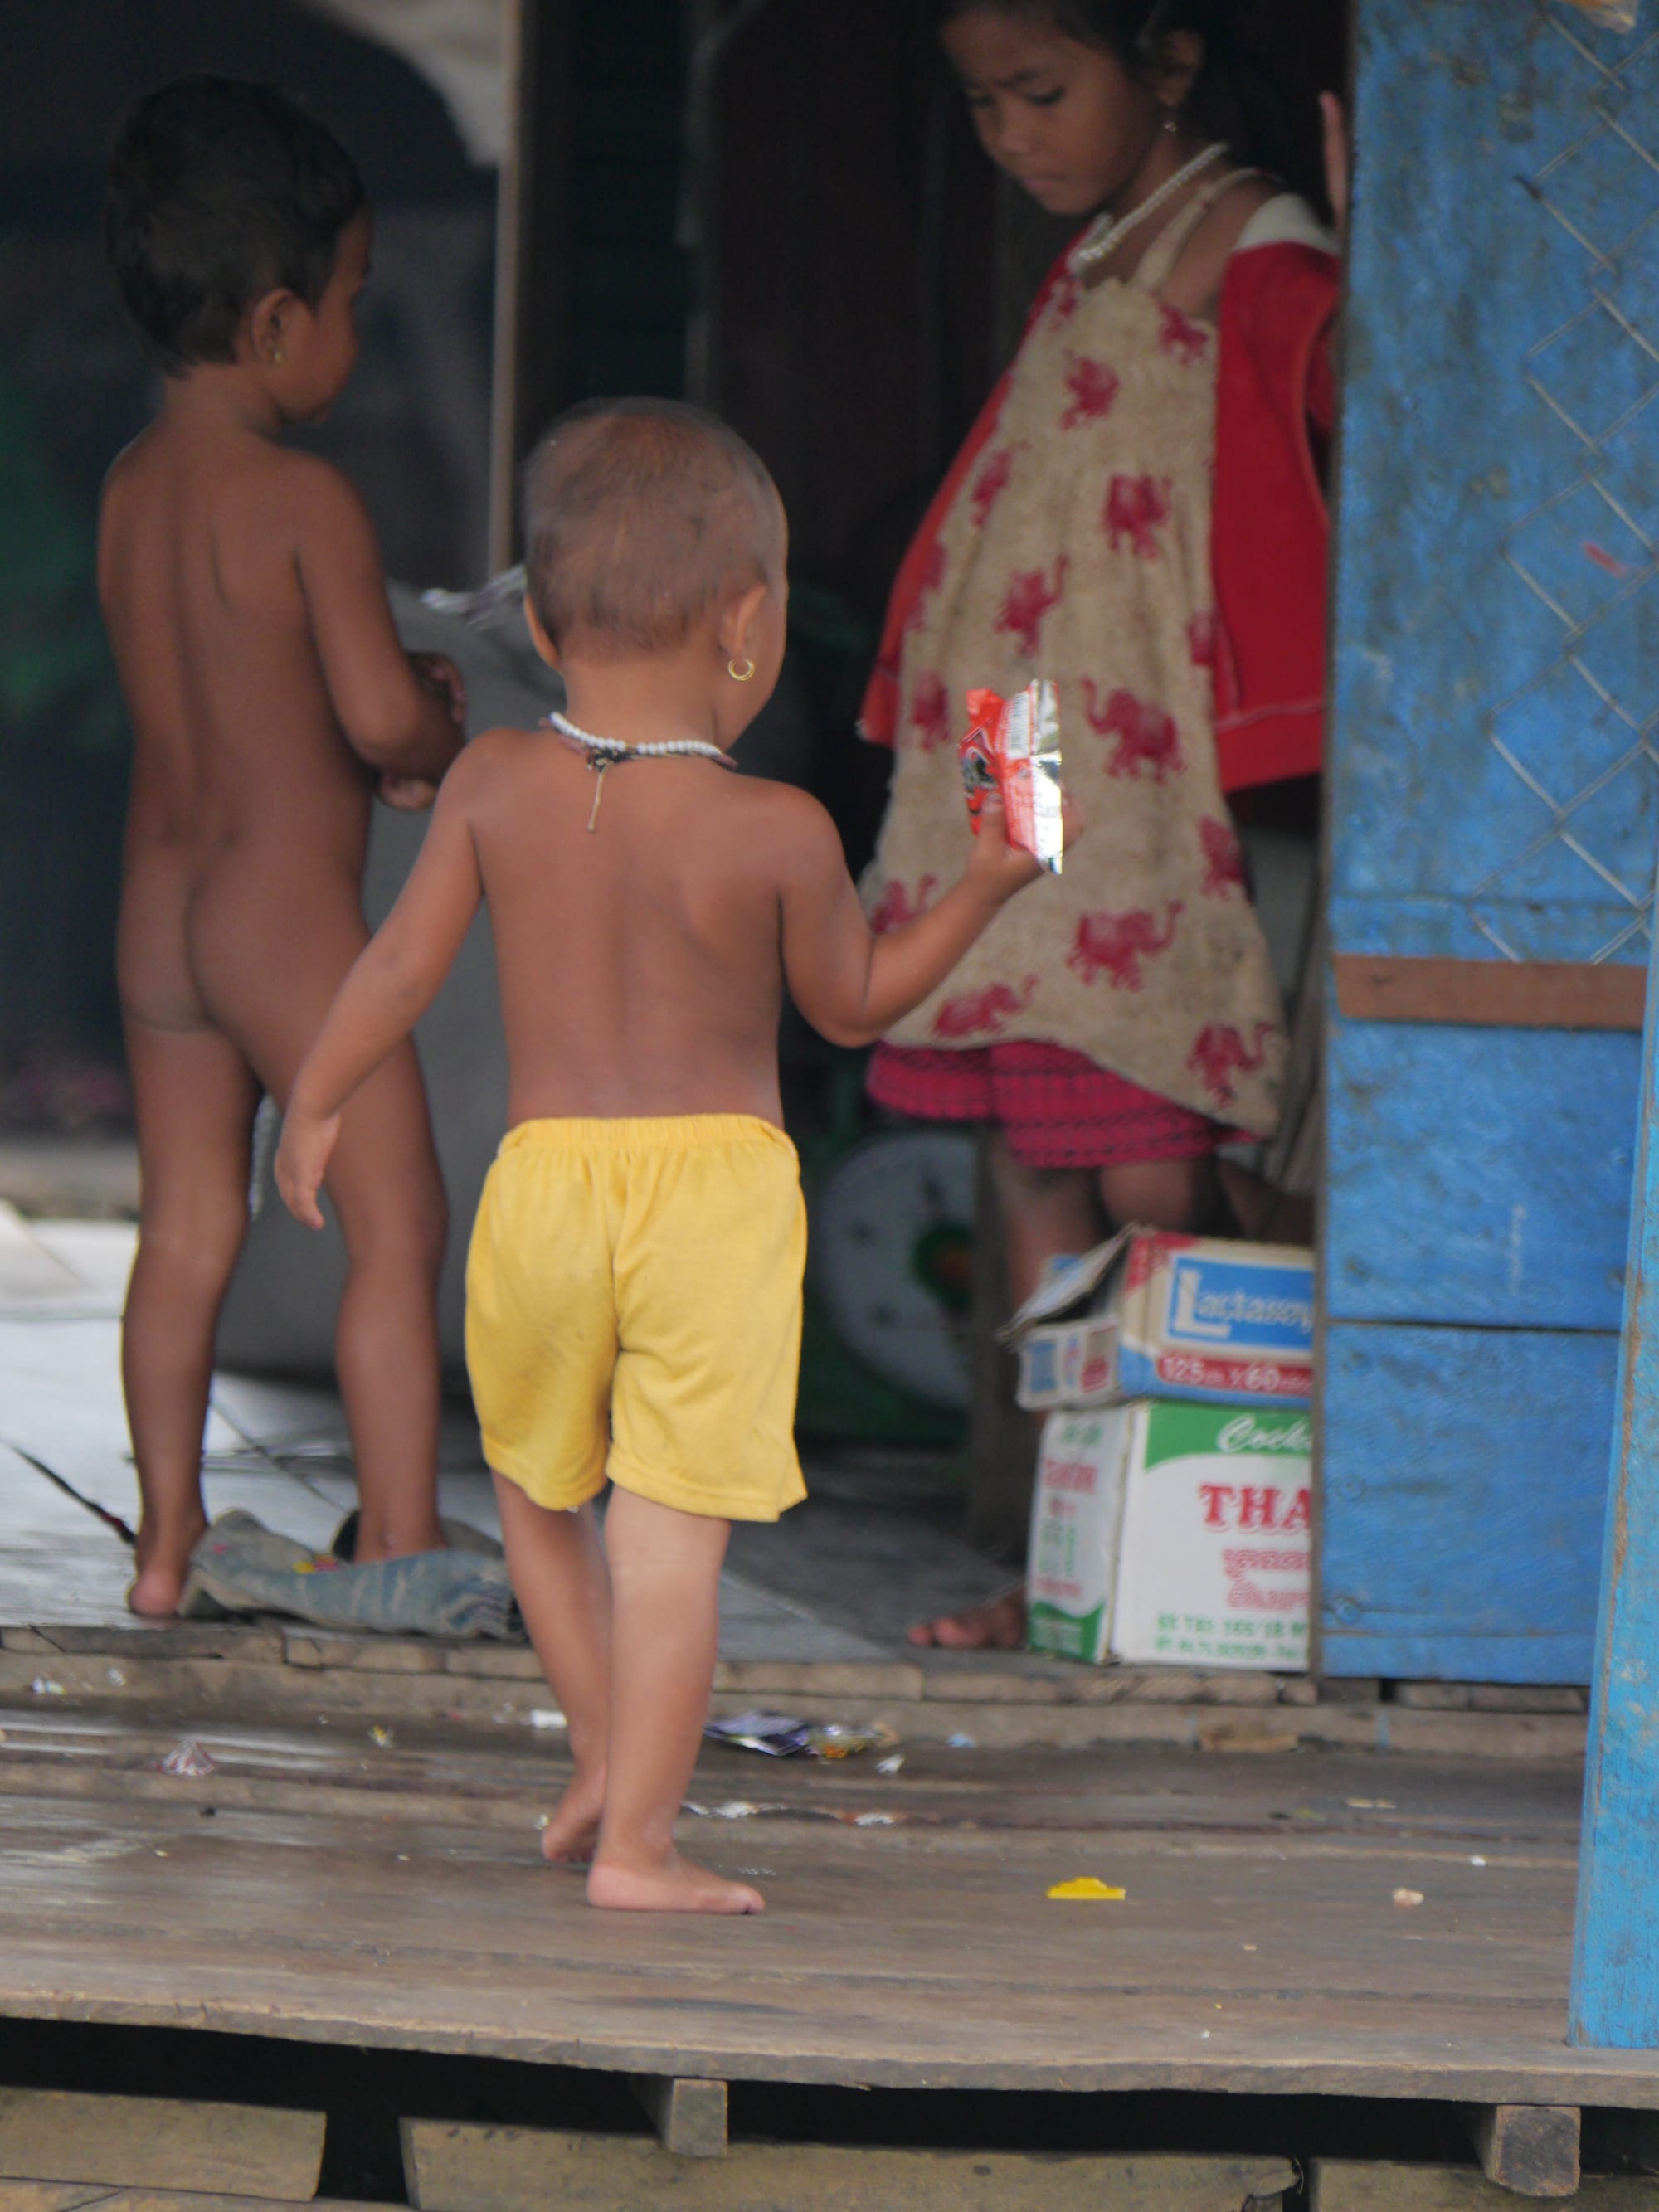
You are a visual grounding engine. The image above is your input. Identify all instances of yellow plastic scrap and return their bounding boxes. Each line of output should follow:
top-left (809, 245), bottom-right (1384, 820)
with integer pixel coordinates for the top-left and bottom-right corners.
top-left (1046, 1877), bottom-right (1126, 1901)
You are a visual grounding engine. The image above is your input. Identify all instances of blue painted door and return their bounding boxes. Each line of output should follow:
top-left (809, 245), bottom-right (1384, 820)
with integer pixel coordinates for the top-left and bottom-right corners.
top-left (1321, 0), bottom-right (1659, 1680)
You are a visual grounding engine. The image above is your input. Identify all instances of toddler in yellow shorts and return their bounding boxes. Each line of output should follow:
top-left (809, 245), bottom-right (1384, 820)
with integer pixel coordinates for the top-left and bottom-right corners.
top-left (276, 397), bottom-right (1065, 1916)
top-left (466, 1114), bottom-right (807, 1524)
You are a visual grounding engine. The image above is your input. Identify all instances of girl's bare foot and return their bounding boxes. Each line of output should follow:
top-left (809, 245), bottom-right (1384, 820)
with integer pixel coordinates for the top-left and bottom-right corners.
top-left (127, 1512), bottom-right (207, 1618)
top-left (540, 1767), bottom-right (607, 1865)
top-left (587, 1850), bottom-right (765, 1914)
top-left (907, 1585), bottom-right (1027, 1650)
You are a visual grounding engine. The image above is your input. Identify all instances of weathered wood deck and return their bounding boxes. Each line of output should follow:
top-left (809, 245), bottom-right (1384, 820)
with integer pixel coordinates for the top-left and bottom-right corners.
top-left (2, 1698), bottom-right (1657, 2113)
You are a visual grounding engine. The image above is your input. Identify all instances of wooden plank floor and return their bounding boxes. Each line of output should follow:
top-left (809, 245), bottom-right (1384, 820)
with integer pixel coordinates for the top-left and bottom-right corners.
top-left (2, 1700), bottom-right (1659, 2107)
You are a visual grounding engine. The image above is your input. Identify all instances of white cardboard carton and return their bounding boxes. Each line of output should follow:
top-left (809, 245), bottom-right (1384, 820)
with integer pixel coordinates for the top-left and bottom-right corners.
top-left (1028, 1398), bottom-right (1311, 1671)
top-left (1002, 1227), bottom-right (1314, 1412)
top-left (1025, 1407), bottom-right (1131, 1665)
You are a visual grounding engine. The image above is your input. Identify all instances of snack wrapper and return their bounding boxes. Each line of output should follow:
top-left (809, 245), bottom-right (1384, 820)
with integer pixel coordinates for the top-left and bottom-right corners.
top-left (704, 1711), bottom-right (900, 1760)
top-left (958, 680), bottom-right (1064, 874)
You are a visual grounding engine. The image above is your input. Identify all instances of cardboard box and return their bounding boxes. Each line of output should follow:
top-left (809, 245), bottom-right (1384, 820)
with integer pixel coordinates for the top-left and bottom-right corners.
top-left (1003, 1228), bottom-right (1314, 1411)
top-left (1028, 1398), bottom-right (1311, 1671)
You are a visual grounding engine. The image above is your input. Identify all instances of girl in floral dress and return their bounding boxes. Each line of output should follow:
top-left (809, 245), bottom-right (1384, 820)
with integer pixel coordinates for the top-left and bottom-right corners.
top-left (857, 0), bottom-right (1344, 1644)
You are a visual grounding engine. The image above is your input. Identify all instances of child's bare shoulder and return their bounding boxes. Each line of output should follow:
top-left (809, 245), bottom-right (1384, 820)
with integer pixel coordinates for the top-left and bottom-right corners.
top-left (456, 722), bottom-right (538, 770)
top-left (435, 723), bottom-right (538, 805)
top-left (260, 444), bottom-right (370, 531)
top-left (730, 773), bottom-right (835, 839)
top-left (721, 775), bottom-right (845, 875)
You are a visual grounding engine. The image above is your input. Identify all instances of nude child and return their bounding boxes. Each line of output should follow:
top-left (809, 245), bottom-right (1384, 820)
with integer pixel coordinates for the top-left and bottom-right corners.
top-left (100, 77), bottom-right (465, 1613)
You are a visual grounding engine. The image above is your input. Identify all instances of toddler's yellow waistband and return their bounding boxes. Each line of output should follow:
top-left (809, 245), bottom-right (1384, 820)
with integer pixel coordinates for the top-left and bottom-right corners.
top-left (499, 1113), bottom-right (793, 1158)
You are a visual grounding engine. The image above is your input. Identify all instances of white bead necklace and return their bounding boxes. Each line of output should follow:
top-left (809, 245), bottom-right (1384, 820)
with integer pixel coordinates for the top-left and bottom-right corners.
top-left (1070, 140), bottom-right (1228, 275)
top-left (546, 709), bottom-right (735, 830)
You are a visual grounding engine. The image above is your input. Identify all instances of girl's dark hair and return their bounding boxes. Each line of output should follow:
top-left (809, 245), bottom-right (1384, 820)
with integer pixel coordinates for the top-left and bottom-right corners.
top-left (931, 0), bottom-right (1321, 207)
top-left (105, 75), bottom-right (364, 375)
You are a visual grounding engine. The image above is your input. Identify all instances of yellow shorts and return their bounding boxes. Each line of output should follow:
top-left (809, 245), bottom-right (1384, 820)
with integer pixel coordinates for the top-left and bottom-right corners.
top-left (465, 1115), bottom-right (807, 1522)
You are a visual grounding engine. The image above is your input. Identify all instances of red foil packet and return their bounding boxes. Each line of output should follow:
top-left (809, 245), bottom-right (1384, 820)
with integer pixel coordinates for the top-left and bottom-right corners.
top-left (958, 680), bottom-right (1064, 874)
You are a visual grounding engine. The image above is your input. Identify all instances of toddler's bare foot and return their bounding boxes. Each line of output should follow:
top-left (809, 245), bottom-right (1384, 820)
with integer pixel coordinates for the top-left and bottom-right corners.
top-left (587, 1850), bottom-right (765, 1915)
top-left (540, 1768), bottom-right (607, 1865)
top-left (908, 1584), bottom-right (1027, 1650)
top-left (127, 1512), bottom-right (208, 1619)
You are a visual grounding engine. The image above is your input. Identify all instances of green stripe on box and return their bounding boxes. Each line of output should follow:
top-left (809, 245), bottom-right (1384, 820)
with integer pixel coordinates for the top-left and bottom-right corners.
top-left (1028, 1599), bottom-right (1107, 1664)
top-left (1141, 1398), bottom-right (1312, 1471)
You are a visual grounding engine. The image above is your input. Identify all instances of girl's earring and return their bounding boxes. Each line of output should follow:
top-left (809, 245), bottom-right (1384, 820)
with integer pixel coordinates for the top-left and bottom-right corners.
top-left (727, 655), bottom-right (757, 683)
top-left (271, 347), bottom-right (285, 366)
top-left (1161, 108), bottom-right (1180, 134)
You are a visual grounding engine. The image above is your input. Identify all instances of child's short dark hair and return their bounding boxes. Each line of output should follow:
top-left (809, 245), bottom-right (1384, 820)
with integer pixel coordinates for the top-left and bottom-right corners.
top-left (522, 400), bottom-right (784, 659)
top-left (105, 75), bottom-right (364, 375)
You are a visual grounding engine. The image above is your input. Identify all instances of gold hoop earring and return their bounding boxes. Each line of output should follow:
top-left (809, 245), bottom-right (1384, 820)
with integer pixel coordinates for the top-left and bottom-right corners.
top-left (727, 655), bottom-right (756, 683)
top-left (271, 347), bottom-right (285, 366)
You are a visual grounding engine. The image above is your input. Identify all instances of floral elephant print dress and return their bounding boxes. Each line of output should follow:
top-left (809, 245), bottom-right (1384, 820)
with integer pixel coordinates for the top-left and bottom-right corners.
top-left (863, 176), bottom-right (1291, 1159)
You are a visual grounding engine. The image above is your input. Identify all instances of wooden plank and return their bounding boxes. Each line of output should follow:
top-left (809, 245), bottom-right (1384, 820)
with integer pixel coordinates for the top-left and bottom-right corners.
top-left (1321, 1323), bottom-right (1614, 1685)
top-left (1324, 1020), bottom-right (1639, 1331)
top-left (0, 1731), bottom-right (1652, 2109)
top-left (0, 2196), bottom-right (381, 2212)
top-left (0, 2195), bottom-right (382, 2212)
top-left (1312, 2165), bottom-right (1659, 2208)
top-left (0, 2089), bottom-right (324, 2200)
top-left (1333, 957), bottom-right (1645, 1032)
top-left (628, 2076), bottom-right (727, 2159)
top-left (0, 2187), bottom-right (109, 2212)
top-left (402, 2125), bottom-right (1296, 2212)
top-left (1570, 858), bottom-right (1659, 2047)
top-left (1458, 2104), bottom-right (1580, 2197)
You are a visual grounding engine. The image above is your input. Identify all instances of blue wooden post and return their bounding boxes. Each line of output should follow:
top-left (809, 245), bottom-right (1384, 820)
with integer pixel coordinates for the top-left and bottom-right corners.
top-left (1570, 897), bottom-right (1659, 2048)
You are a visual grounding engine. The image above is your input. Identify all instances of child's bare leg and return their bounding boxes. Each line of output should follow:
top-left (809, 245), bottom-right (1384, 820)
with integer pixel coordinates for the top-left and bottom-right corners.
top-left (122, 1015), bottom-right (261, 1616)
top-left (491, 1473), bottom-right (612, 1863)
top-left (909, 1135), bottom-right (1100, 1653)
top-left (586, 1488), bottom-right (762, 1915)
top-left (321, 1045), bottom-right (448, 1560)
top-left (195, 892), bottom-right (446, 1562)
top-left (1097, 1155), bottom-right (1215, 1234)
top-left (913, 1152), bottom-right (1221, 1651)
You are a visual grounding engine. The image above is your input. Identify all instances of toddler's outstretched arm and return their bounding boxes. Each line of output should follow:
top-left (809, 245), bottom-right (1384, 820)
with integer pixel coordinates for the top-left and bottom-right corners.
top-left (779, 791), bottom-right (1078, 1048)
top-left (276, 761), bottom-right (484, 1227)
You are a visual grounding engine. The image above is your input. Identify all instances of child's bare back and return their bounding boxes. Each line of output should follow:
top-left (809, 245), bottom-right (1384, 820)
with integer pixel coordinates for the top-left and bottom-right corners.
top-left (101, 78), bottom-right (466, 1615)
top-left (275, 399), bottom-right (1068, 1915)
top-left (445, 727), bottom-right (848, 1129)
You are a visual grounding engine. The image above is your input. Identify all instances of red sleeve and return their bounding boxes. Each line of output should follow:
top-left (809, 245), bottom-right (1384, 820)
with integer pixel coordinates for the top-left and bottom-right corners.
top-left (1211, 243), bottom-right (1341, 793)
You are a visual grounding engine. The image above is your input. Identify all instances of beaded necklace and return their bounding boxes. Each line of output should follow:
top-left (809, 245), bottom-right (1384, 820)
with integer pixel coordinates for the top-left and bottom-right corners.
top-left (1070, 141), bottom-right (1228, 275)
top-left (546, 709), bottom-right (735, 830)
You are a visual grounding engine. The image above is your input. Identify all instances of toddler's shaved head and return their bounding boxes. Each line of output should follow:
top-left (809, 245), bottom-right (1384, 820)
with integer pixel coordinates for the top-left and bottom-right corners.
top-left (522, 399), bottom-right (783, 659)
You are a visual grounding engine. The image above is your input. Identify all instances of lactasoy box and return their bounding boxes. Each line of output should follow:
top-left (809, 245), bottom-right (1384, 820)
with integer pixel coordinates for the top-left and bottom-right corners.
top-left (1028, 1398), bottom-right (1311, 1670)
top-left (1002, 1227), bottom-right (1314, 1411)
